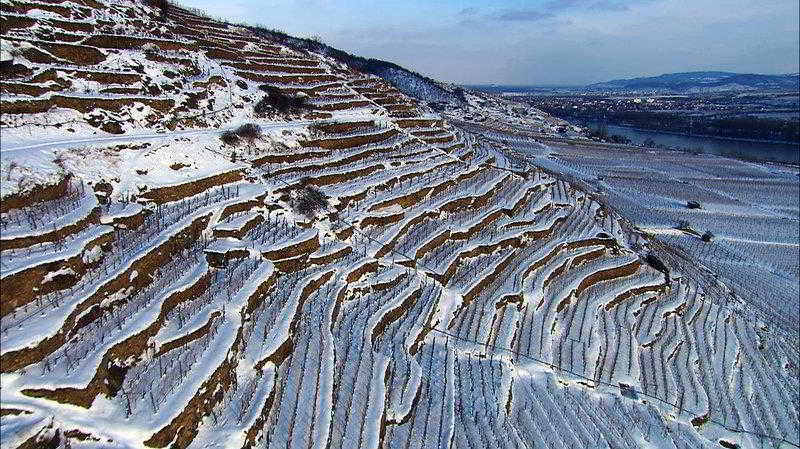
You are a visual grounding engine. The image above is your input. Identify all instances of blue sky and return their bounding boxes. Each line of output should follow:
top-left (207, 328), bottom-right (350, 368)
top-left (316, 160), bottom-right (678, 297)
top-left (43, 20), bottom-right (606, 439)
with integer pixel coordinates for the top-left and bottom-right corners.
top-left (178, 0), bottom-right (800, 85)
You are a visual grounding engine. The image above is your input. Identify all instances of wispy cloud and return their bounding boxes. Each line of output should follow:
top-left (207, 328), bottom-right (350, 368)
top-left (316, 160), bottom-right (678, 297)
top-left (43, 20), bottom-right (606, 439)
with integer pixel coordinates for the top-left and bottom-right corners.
top-left (178, 0), bottom-right (800, 85)
top-left (457, 7), bottom-right (478, 16)
top-left (497, 0), bottom-right (653, 22)
top-left (497, 9), bottom-right (555, 22)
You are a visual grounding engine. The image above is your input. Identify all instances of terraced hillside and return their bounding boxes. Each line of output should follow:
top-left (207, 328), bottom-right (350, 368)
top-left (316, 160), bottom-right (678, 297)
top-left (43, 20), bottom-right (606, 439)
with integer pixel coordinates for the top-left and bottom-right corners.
top-left (1, 1), bottom-right (798, 449)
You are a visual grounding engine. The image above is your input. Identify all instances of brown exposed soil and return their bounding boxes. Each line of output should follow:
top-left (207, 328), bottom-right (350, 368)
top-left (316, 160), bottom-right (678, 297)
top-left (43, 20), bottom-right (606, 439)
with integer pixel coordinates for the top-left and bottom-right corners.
top-left (219, 198), bottom-right (264, 219)
top-left (374, 210), bottom-right (439, 258)
top-left (228, 61), bottom-right (325, 74)
top-left (261, 231), bottom-right (319, 261)
top-left (83, 35), bottom-right (197, 52)
top-left (370, 186), bottom-right (432, 213)
top-left (33, 68), bottom-right (139, 85)
top-left (371, 288), bottom-right (422, 343)
top-left (0, 81), bottom-right (56, 97)
top-left (312, 121), bottom-right (373, 134)
top-left (461, 250), bottom-right (519, 306)
top-left (2, 214), bottom-right (211, 374)
top-left (205, 247), bottom-right (250, 268)
top-left (691, 412), bottom-right (710, 428)
top-left (301, 129), bottom-right (398, 151)
top-left (315, 100), bottom-right (372, 111)
top-left (0, 231), bottom-right (111, 318)
top-left (347, 261), bottom-right (379, 283)
top-left (234, 71), bottom-right (339, 85)
top-left (542, 258), bottom-right (571, 292)
top-left (604, 282), bottom-right (668, 311)
top-left (2, 95), bottom-right (174, 116)
top-left (213, 214), bottom-right (263, 239)
top-left (141, 170), bottom-right (243, 204)
top-left (15, 424), bottom-right (61, 449)
top-left (309, 245), bottom-right (352, 266)
top-left (271, 140), bottom-right (396, 180)
top-left (254, 270), bottom-right (334, 373)
top-left (304, 164), bottom-right (383, 188)
top-left (155, 311), bottom-right (220, 357)
top-left (361, 211), bottom-right (405, 229)
top-left (0, 407), bottom-right (31, 416)
top-left (0, 14), bottom-right (37, 34)
top-left (3, 1), bottom-right (73, 17)
top-left (20, 269), bottom-right (213, 408)
top-left (571, 248), bottom-right (606, 267)
top-left (272, 256), bottom-right (310, 273)
top-left (251, 150), bottom-right (329, 166)
top-left (1, 207), bottom-right (101, 251)
top-left (422, 135), bottom-right (455, 145)
top-left (574, 260), bottom-right (641, 298)
top-left (38, 41), bottom-right (107, 66)
top-left (143, 262), bottom-right (275, 449)
top-left (414, 230), bottom-right (451, 260)
top-left (393, 119), bottom-right (444, 129)
top-left (0, 175), bottom-right (72, 213)
top-left (144, 345), bottom-right (238, 448)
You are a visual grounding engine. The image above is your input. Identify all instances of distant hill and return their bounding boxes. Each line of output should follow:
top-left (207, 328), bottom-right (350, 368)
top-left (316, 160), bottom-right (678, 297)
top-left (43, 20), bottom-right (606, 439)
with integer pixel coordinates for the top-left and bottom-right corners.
top-left (587, 71), bottom-right (800, 93)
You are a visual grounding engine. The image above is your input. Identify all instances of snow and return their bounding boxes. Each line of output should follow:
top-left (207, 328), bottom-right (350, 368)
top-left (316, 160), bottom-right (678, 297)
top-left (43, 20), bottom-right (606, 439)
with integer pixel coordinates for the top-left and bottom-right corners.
top-left (0, 224), bottom-right (113, 278)
top-left (1, 2), bottom-right (796, 448)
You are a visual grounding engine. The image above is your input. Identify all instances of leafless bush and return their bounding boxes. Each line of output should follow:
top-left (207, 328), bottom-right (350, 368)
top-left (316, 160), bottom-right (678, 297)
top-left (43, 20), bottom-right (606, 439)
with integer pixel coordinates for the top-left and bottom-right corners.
top-left (255, 85), bottom-right (309, 116)
top-left (142, 43), bottom-right (159, 55)
top-left (5, 161), bottom-right (18, 181)
top-left (235, 123), bottom-right (262, 142)
top-left (221, 124), bottom-right (262, 147)
top-left (219, 130), bottom-right (239, 146)
top-left (144, 0), bottom-right (170, 20)
top-left (293, 179), bottom-right (328, 218)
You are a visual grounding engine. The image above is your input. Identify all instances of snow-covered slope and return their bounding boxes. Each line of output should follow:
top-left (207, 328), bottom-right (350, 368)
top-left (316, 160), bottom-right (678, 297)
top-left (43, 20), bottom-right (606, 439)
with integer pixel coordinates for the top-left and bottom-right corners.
top-left (1, 2), bottom-right (797, 449)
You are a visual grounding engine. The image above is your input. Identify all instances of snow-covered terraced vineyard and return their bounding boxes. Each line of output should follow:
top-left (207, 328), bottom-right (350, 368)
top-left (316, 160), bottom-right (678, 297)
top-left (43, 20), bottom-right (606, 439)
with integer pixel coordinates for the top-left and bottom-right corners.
top-left (481, 131), bottom-right (800, 338)
top-left (1, 1), bottom-right (798, 448)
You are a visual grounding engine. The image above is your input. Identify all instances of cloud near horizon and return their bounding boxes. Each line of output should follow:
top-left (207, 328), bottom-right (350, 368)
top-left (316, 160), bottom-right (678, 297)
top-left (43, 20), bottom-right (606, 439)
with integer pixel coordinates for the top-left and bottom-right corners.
top-left (497, 0), bottom-right (652, 21)
top-left (178, 0), bottom-right (800, 86)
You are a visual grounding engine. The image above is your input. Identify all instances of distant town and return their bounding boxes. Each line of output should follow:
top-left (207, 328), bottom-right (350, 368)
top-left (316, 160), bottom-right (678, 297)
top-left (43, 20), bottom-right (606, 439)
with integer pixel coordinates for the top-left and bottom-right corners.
top-left (509, 91), bottom-right (799, 143)
top-left (470, 72), bottom-right (800, 144)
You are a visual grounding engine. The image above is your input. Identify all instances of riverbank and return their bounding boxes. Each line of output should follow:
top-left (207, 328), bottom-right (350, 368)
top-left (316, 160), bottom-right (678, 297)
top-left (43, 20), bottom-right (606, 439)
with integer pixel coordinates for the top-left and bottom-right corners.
top-left (578, 120), bottom-right (800, 146)
top-left (574, 120), bottom-right (799, 164)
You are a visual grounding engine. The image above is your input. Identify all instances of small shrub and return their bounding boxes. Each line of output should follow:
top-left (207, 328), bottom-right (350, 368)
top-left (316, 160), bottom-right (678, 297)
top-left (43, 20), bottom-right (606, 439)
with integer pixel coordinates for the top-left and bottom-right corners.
top-left (220, 130), bottom-right (239, 146)
top-left (293, 180), bottom-right (328, 218)
top-left (254, 96), bottom-right (271, 116)
top-left (645, 253), bottom-right (669, 277)
top-left (5, 161), bottom-right (18, 181)
top-left (235, 123), bottom-right (262, 142)
top-left (145, 0), bottom-right (169, 20)
top-left (610, 134), bottom-right (630, 144)
top-left (142, 43), bottom-right (159, 55)
top-left (701, 230), bottom-right (714, 242)
top-left (235, 80), bottom-right (248, 89)
top-left (255, 85), bottom-right (309, 116)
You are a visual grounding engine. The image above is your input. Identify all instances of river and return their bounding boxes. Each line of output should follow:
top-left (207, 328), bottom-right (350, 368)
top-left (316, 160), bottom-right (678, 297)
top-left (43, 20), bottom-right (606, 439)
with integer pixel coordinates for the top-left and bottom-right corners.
top-left (577, 120), bottom-right (799, 164)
